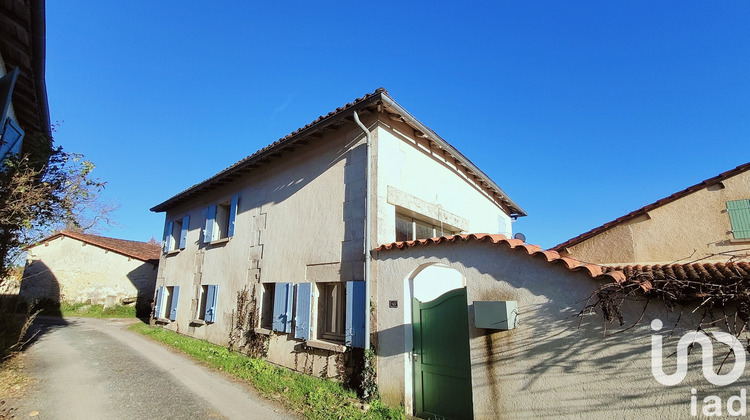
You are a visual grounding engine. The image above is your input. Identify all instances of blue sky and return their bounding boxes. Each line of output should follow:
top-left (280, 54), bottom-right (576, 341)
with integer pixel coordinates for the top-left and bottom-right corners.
top-left (45, 2), bottom-right (750, 249)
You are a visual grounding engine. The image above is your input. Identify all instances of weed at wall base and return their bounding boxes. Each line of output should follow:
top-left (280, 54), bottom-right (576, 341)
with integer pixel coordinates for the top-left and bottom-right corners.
top-left (130, 323), bottom-right (403, 419)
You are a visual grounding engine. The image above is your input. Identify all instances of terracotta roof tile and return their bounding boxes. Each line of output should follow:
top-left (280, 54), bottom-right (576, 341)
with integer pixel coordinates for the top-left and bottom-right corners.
top-left (602, 262), bottom-right (750, 283)
top-left (32, 231), bottom-right (160, 263)
top-left (552, 162), bottom-right (750, 252)
top-left (375, 233), bottom-right (619, 281)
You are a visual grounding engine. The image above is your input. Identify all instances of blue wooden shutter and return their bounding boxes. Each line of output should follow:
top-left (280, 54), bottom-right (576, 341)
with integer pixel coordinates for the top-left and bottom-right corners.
top-left (1, 119), bottom-right (24, 157)
top-left (162, 221), bottom-right (173, 253)
top-left (0, 68), bottom-right (17, 124)
top-left (205, 285), bottom-right (219, 323)
top-left (727, 200), bottom-right (750, 239)
top-left (272, 283), bottom-right (293, 333)
top-left (179, 216), bottom-right (189, 249)
top-left (204, 205), bottom-right (216, 243)
top-left (228, 194), bottom-right (239, 237)
top-left (295, 283), bottom-right (313, 340)
top-left (345, 281), bottom-right (366, 348)
top-left (169, 286), bottom-right (180, 321)
top-left (0, 67), bottom-right (18, 161)
top-left (154, 286), bottom-right (164, 318)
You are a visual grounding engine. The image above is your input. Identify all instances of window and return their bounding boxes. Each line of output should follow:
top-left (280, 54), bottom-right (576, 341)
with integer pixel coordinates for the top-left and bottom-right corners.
top-left (204, 194), bottom-right (239, 243)
top-left (162, 215), bottom-right (189, 253)
top-left (317, 282), bottom-right (346, 342)
top-left (727, 199), bottom-right (750, 240)
top-left (260, 283), bottom-right (275, 330)
top-left (396, 212), bottom-right (459, 242)
top-left (296, 281), bottom-right (365, 347)
top-left (197, 285), bottom-right (219, 323)
top-left (154, 286), bottom-right (180, 321)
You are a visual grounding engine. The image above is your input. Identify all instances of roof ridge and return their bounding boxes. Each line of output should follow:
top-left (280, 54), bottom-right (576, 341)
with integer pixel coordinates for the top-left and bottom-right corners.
top-left (32, 230), bottom-right (160, 262)
top-left (551, 161), bottom-right (750, 252)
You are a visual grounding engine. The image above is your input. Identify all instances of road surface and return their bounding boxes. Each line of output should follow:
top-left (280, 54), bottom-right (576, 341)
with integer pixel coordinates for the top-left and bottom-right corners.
top-left (7, 317), bottom-right (298, 420)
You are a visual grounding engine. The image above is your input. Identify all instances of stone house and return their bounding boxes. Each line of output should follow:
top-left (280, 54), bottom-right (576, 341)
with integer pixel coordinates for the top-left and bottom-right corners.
top-left (553, 162), bottom-right (750, 265)
top-left (151, 89), bottom-right (750, 418)
top-left (150, 88), bottom-right (525, 379)
top-left (21, 231), bottom-right (159, 313)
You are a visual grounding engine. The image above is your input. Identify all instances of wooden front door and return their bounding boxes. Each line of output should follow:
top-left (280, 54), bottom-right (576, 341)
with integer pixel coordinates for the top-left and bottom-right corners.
top-left (412, 287), bottom-right (473, 419)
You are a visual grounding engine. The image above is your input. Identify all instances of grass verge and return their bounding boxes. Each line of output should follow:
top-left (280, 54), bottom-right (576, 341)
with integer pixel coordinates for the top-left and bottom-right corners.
top-left (129, 323), bottom-right (404, 420)
top-left (59, 303), bottom-right (136, 318)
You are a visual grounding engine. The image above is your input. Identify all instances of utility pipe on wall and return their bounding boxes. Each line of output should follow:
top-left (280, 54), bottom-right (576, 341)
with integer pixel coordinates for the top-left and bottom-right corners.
top-left (353, 111), bottom-right (371, 351)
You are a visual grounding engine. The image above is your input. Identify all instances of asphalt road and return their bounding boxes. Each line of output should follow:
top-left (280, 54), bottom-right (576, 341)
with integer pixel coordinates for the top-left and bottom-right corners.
top-left (8, 317), bottom-right (298, 420)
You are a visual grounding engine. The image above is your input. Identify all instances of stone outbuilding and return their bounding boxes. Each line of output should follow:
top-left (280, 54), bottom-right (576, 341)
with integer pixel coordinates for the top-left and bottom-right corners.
top-left (553, 162), bottom-right (750, 264)
top-left (21, 231), bottom-right (159, 314)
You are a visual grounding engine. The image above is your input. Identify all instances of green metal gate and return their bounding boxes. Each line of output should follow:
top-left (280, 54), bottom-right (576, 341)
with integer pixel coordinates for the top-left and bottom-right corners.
top-left (412, 287), bottom-right (473, 419)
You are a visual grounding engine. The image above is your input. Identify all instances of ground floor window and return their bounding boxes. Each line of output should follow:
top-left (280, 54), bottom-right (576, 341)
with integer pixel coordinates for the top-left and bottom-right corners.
top-left (197, 284), bottom-right (219, 323)
top-left (317, 282), bottom-right (346, 342)
top-left (260, 283), bottom-right (275, 330)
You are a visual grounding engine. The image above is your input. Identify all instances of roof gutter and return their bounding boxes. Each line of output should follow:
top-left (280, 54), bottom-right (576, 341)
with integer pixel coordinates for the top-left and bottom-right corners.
top-left (378, 94), bottom-right (527, 218)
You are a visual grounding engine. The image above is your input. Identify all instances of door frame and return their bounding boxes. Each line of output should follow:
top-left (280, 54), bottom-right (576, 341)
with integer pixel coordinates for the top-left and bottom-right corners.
top-left (402, 263), bottom-right (469, 417)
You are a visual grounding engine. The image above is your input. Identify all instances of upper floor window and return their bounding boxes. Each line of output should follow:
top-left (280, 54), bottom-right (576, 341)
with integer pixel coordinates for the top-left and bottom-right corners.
top-left (727, 199), bottom-right (750, 240)
top-left (396, 212), bottom-right (459, 242)
top-left (204, 194), bottom-right (239, 243)
top-left (163, 215), bottom-right (189, 253)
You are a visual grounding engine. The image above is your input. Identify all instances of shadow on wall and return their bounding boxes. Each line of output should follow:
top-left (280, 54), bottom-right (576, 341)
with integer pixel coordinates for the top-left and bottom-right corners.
top-left (126, 261), bottom-right (158, 320)
top-left (1, 261), bottom-right (67, 358)
top-left (375, 244), bottom-right (745, 418)
top-left (18, 260), bottom-right (62, 317)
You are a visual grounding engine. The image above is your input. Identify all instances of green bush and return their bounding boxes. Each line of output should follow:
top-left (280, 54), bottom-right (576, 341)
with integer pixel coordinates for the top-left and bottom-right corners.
top-left (60, 302), bottom-right (136, 318)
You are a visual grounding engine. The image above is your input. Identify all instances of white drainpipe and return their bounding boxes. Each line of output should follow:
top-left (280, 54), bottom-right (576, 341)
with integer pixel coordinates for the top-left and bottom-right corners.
top-left (353, 110), bottom-right (371, 351)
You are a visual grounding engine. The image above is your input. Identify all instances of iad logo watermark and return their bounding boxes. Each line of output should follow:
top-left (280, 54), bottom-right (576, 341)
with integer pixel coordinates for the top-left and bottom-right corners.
top-left (651, 319), bottom-right (748, 416)
top-left (651, 319), bottom-right (745, 386)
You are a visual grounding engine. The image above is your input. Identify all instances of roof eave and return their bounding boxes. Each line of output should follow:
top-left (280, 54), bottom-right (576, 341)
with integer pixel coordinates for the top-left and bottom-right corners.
top-left (150, 94), bottom-right (383, 213)
top-left (151, 90), bottom-right (527, 218)
top-left (30, 0), bottom-right (50, 138)
top-left (378, 95), bottom-right (527, 217)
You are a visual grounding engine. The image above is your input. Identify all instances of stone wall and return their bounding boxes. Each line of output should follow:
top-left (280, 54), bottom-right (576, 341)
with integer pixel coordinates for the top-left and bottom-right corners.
top-left (21, 235), bottom-right (157, 308)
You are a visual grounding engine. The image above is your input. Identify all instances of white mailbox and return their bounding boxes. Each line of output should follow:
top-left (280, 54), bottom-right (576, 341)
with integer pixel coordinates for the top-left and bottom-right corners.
top-left (474, 300), bottom-right (518, 330)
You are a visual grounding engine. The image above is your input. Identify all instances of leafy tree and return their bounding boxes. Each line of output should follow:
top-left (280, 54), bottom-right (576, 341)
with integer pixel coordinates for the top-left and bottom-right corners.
top-left (0, 138), bottom-right (104, 283)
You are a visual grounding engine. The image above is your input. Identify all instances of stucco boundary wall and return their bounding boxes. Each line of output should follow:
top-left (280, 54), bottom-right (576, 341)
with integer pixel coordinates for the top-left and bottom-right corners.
top-left (374, 239), bottom-right (750, 419)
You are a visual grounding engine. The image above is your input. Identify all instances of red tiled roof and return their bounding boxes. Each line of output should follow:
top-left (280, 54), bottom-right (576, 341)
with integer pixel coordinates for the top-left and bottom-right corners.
top-left (552, 162), bottom-right (750, 252)
top-left (375, 234), bottom-right (750, 293)
top-left (31, 231), bottom-right (160, 263)
top-left (150, 89), bottom-right (526, 217)
top-left (375, 233), bottom-right (626, 283)
top-left (602, 262), bottom-right (750, 282)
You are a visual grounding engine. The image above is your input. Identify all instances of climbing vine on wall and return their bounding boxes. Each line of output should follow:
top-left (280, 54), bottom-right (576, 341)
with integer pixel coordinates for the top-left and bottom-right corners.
top-left (580, 259), bottom-right (750, 355)
top-left (228, 285), bottom-right (268, 357)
